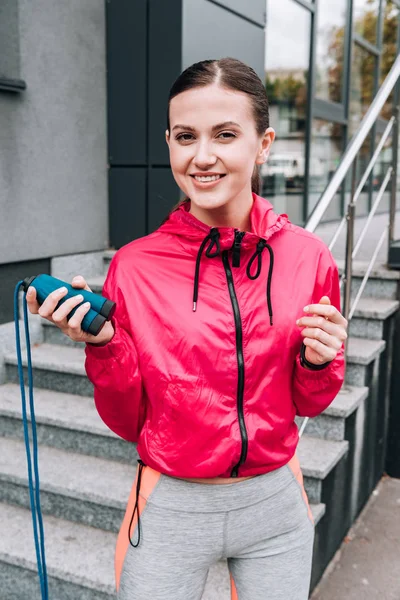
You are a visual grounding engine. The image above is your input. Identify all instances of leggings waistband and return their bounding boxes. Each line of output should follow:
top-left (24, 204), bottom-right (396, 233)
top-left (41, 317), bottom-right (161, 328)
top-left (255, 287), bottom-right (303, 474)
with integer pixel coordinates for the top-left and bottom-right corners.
top-left (128, 459), bottom-right (297, 548)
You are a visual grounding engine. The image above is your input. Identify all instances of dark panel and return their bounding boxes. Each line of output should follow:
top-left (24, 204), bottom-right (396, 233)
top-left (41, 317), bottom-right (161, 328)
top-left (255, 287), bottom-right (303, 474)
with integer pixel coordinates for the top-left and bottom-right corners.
top-left (0, 259), bottom-right (51, 325)
top-left (386, 310), bottom-right (400, 476)
top-left (183, 0), bottom-right (265, 80)
top-left (148, 0), bottom-right (183, 165)
top-left (206, 0), bottom-right (266, 26)
top-left (148, 168), bottom-right (181, 233)
top-left (313, 99), bottom-right (347, 124)
top-left (109, 168), bottom-right (147, 249)
top-left (0, 0), bottom-right (20, 78)
top-left (106, 0), bottom-right (147, 165)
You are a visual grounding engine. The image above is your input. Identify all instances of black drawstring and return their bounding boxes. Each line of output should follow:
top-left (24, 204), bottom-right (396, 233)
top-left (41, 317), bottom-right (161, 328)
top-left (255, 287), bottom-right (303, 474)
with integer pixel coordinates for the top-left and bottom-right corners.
top-left (128, 459), bottom-right (146, 548)
top-left (193, 228), bottom-right (221, 311)
top-left (192, 229), bottom-right (274, 325)
top-left (246, 241), bottom-right (275, 326)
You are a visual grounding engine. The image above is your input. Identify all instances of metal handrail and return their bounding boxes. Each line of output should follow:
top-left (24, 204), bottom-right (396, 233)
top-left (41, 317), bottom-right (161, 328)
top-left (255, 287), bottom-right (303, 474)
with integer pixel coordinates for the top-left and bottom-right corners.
top-left (298, 52), bottom-right (400, 439)
top-left (305, 53), bottom-right (400, 234)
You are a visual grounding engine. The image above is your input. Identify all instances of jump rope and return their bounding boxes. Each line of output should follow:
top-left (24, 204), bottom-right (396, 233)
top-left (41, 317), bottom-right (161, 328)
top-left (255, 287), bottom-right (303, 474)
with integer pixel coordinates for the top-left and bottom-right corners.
top-left (14, 275), bottom-right (115, 599)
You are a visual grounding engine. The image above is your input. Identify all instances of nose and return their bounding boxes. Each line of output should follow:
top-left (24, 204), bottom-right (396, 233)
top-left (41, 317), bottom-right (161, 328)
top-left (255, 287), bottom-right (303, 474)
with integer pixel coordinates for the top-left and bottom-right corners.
top-left (193, 139), bottom-right (217, 169)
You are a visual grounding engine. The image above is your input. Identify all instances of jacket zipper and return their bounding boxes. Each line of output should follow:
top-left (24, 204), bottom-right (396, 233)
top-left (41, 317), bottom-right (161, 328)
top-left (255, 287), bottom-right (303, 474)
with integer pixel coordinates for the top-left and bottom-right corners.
top-left (222, 231), bottom-right (248, 478)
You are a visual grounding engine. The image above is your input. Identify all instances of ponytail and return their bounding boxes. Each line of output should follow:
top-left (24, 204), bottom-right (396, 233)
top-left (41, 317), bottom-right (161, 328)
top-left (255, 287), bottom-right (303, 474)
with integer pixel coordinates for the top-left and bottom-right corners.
top-left (251, 164), bottom-right (261, 195)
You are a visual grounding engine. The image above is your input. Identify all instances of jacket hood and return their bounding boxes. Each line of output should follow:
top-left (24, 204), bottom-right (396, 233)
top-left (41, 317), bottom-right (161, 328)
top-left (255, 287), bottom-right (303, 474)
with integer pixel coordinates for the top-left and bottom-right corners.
top-left (158, 194), bottom-right (289, 325)
top-left (158, 193), bottom-right (288, 251)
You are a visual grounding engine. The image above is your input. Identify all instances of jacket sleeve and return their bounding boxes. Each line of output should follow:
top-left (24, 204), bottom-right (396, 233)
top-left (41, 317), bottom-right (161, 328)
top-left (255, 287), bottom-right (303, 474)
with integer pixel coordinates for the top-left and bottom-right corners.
top-left (84, 255), bottom-right (146, 442)
top-left (292, 246), bottom-right (346, 417)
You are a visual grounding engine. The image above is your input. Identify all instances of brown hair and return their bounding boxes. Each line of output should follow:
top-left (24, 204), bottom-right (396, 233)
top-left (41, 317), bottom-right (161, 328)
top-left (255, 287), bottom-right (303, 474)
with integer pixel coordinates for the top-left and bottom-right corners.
top-left (166, 57), bottom-right (270, 211)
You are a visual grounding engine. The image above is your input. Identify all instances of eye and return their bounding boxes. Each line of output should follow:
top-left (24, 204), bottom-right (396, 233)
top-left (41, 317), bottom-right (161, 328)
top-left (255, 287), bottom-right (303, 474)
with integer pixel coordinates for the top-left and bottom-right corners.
top-left (217, 131), bottom-right (236, 140)
top-left (175, 133), bottom-right (194, 142)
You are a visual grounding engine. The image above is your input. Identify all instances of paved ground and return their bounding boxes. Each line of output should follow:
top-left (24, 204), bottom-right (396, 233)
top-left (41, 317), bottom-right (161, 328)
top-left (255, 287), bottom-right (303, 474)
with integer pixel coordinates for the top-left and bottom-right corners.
top-left (311, 475), bottom-right (400, 600)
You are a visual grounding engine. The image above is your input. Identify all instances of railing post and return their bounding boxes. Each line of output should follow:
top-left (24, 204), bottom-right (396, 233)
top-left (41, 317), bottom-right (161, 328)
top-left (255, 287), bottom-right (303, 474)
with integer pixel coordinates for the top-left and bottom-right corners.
top-left (388, 105), bottom-right (399, 257)
top-left (342, 159), bottom-right (357, 376)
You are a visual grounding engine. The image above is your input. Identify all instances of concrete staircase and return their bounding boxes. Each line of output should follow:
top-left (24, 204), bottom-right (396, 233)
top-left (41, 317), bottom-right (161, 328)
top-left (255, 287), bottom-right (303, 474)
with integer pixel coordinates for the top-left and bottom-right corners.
top-left (0, 252), bottom-right (398, 598)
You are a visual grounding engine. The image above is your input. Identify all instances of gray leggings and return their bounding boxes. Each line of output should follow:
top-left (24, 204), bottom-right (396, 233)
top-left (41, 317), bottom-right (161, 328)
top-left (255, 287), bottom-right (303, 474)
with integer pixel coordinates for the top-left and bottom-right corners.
top-left (116, 457), bottom-right (315, 600)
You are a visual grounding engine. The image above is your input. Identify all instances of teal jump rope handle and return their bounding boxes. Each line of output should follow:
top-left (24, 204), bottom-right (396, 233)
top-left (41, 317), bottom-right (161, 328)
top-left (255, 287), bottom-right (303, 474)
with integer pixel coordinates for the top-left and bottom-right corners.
top-left (22, 274), bottom-right (116, 336)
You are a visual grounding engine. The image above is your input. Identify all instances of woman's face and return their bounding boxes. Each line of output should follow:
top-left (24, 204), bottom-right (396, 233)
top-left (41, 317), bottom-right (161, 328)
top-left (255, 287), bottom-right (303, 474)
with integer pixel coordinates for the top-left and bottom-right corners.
top-left (166, 84), bottom-right (275, 213)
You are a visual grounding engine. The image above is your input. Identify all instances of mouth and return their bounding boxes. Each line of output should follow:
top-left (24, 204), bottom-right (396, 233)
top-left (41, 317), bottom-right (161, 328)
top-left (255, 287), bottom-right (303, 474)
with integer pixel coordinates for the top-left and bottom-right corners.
top-left (190, 174), bottom-right (226, 187)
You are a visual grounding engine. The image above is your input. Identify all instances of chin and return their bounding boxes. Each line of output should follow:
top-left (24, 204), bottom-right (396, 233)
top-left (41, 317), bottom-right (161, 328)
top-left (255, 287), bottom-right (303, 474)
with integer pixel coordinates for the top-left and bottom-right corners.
top-left (189, 194), bottom-right (230, 211)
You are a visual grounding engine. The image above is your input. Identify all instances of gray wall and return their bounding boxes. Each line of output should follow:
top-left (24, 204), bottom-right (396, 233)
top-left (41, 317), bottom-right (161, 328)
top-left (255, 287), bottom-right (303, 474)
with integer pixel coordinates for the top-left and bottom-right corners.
top-left (0, 0), bottom-right (108, 266)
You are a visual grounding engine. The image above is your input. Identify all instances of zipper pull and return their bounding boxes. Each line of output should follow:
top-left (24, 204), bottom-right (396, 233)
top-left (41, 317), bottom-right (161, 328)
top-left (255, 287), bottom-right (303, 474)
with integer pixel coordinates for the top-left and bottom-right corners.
top-left (232, 231), bottom-right (245, 268)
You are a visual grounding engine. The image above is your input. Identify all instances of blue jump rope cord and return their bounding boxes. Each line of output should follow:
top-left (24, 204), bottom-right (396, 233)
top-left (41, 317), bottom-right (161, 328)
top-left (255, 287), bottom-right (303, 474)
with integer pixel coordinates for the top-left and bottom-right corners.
top-left (14, 281), bottom-right (49, 599)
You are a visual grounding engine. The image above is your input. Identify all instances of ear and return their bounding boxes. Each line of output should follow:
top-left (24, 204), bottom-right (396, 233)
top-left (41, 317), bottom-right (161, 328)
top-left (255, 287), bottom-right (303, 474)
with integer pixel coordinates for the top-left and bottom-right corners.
top-left (256, 127), bottom-right (275, 165)
top-left (165, 129), bottom-right (170, 147)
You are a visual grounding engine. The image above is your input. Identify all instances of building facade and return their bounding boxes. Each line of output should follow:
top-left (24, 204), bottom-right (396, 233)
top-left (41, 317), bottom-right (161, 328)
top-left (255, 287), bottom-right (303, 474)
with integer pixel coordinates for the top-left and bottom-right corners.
top-left (1, 0), bottom-right (400, 318)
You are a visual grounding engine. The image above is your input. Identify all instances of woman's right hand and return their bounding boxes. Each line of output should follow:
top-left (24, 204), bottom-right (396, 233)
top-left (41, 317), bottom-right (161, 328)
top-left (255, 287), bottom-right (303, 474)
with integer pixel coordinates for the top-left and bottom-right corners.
top-left (25, 275), bottom-right (115, 345)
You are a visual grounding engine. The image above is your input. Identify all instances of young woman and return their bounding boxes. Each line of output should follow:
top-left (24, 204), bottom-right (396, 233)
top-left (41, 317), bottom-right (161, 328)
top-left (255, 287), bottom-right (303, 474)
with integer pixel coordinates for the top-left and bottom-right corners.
top-left (27, 58), bottom-right (347, 599)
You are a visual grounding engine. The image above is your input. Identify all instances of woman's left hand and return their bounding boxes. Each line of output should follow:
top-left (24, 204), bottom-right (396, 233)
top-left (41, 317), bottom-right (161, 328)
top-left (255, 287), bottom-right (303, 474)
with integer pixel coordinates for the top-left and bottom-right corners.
top-left (296, 296), bottom-right (348, 366)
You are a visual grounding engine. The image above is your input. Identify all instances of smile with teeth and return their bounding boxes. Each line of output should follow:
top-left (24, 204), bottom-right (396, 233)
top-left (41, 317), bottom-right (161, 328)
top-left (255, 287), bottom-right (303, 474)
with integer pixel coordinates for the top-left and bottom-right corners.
top-left (192, 174), bottom-right (225, 182)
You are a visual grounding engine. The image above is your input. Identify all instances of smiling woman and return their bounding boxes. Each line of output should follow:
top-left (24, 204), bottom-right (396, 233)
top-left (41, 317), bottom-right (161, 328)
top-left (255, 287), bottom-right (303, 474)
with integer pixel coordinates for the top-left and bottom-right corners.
top-left (81, 56), bottom-right (346, 600)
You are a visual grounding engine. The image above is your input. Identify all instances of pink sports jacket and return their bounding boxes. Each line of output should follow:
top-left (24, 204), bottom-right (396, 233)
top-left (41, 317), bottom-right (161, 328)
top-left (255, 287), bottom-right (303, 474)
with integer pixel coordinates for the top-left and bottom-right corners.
top-left (84, 194), bottom-right (345, 479)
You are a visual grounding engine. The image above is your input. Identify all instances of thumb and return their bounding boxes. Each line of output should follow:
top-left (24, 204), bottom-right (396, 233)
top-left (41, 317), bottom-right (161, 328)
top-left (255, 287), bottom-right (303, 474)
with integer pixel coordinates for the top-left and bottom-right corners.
top-left (319, 296), bottom-right (331, 305)
top-left (71, 275), bottom-right (92, 293)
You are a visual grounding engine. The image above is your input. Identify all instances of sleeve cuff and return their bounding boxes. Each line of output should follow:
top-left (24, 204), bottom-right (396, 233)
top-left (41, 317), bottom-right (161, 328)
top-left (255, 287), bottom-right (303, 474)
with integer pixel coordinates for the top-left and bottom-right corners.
top-left (295, 348), bottom-right (338, 382)
top-left (84, 318), bottom-right (125, 360)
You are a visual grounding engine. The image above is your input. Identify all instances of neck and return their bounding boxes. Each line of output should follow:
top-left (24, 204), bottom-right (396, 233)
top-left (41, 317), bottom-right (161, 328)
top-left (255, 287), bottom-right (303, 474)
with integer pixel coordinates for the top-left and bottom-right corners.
top-left (189, 190), bottom-right (254, 232)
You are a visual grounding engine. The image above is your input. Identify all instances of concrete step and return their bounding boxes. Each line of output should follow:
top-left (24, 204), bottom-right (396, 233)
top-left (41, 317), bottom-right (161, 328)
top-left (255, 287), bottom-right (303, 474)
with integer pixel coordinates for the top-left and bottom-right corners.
top-left (103, 250), bottom-right (116, 273)
top-left (298, 435), bottom-right (349, 505)
top-left (0, 437), bottom-right (135, 533)
top-left (348, 297), bottom-right (399, 340)
top-left (296, 385), bottom-right (369, 441)
top-left (0, 501), bottom-right (116, 599)
top-left (337, 259), bottom-right (400, 300)
top-left (345, 337), bottom-right (386, 387)
top-left (86, 275), bottom-right (106, 294)
top-left (0, 500), bottom-right (326, 600)
top-left (4, 343), bottom-right (92, 396)
top-left (0, 383), bottom-right (138, 463)
top-left (42, 319), bottom-right (85, 348)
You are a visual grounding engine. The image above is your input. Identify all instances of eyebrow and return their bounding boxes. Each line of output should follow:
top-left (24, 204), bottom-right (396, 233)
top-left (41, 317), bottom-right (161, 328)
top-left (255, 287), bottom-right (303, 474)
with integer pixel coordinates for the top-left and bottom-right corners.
top-left (172, 121), bottom-right (242, 132)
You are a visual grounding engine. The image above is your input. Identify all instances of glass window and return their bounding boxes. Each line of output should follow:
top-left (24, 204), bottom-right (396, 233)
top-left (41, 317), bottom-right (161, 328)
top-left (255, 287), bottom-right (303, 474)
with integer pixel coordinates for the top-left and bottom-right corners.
top-left (308, 120), bottom-right (344, 220)
top-left (348, 43), bottom-right (376, 216)
top-left (373, 127), bottom-right (393, 213)
top-left (380, 0), bottom-right (399, 120)
top-left (353, 0), bottom-right (380, 46)
top-left (263, 0), bottom-right (311, 224)
top-left (315, 0), bottom-right (347, 103)
top-left (349, 44), bottom-right (376, 136)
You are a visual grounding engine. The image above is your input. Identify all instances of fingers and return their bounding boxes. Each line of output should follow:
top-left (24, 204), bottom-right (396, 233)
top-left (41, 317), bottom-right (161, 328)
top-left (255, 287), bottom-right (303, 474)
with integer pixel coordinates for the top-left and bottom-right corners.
top-left (297, 316), bottom-right (348, 342)
top-left (52, 294), bottom-right (86, 327)
top-left (24, 274), bottom-right (109, 344)
top-left (26, 286), bottom-right (40, 314)
top-left (302, 338), bottom-right (338, 362)
top-left (303, 302), bottom-right (348, 328)
top-left (35, 286), bottom-right (69, 320)
top-left (300, 327), bottom-right (343, 351)
top-left (66, 301), bottom-right (92, 334)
